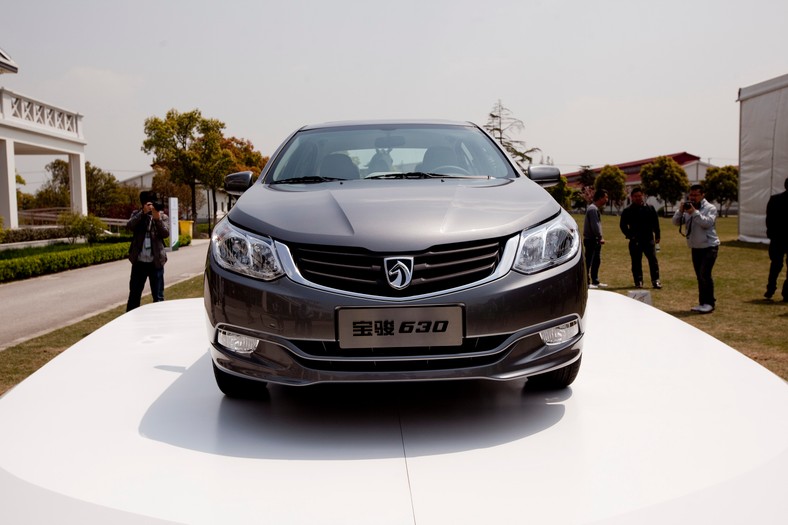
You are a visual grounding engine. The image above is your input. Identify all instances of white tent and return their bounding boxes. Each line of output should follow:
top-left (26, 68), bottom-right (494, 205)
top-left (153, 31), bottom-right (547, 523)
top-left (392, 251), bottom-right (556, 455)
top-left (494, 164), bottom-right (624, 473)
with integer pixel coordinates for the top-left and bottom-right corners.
top-left (738, 73), bottom-right (788, 242)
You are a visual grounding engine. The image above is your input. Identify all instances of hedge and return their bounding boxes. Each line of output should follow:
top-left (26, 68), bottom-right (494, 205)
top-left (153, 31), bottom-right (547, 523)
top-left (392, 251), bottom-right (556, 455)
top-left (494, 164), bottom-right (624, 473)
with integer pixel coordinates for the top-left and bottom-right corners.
top-left (0, 235), bottom-right (191, 283)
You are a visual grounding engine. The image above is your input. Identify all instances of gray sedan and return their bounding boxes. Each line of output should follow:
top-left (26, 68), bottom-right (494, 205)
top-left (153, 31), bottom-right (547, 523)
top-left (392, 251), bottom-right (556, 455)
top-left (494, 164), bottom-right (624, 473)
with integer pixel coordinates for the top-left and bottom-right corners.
top-left (204, 120), bottom-right (587, 396)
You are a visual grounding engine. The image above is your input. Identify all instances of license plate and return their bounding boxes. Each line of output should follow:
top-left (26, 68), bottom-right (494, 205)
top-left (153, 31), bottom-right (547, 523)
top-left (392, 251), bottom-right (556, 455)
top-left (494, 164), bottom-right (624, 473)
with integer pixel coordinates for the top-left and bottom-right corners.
top-left (336, 306), bottom-right (463, 349)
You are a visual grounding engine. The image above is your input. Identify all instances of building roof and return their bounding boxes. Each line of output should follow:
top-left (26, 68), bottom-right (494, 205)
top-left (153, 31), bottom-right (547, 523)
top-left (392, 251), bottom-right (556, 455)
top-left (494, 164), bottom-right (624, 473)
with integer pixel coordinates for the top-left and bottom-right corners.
top-left (564, 152), bottom-right (702, 186)
top-left (0, 47), bottom-right (19, 74)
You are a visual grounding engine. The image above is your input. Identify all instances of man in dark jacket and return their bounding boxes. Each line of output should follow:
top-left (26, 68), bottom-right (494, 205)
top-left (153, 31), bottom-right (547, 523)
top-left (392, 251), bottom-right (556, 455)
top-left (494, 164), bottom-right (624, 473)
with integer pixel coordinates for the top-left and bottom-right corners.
top-left (126, 191), bottom-right (169, 311)
top-left (620, 186), bottom-right (661, 289)
top-left (765, 178), bottom-right (788, 301)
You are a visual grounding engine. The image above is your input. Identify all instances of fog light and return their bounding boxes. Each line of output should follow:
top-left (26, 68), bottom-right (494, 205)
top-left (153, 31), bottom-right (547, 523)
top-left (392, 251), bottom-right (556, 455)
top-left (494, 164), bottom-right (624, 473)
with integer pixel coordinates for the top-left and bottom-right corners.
top-left (539, 321), bottom-right (579, 345)
top-left (218, 329), bottom-right (259, 354)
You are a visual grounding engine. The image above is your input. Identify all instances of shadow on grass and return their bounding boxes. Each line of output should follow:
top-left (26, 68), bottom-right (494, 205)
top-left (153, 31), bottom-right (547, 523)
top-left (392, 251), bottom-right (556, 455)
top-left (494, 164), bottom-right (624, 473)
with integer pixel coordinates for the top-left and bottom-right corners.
top-left (664, 309), bottom-right (702, 319)
top-left (720, 239), bottom-right (769, 251)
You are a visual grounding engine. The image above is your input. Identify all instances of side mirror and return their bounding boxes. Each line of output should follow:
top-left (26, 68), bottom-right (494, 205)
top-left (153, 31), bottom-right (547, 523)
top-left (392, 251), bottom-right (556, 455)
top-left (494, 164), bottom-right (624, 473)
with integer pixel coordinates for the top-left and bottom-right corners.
top-left (526, 165), bottom-right (561, 187)
top-left (225, 171), bottom-right (253, 196)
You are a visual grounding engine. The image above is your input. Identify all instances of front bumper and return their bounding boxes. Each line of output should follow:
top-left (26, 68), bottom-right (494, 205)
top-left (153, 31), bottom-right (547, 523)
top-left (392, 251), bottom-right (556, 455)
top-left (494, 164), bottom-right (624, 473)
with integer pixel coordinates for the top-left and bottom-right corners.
top-left (204, 249), bottom-right (587, 386)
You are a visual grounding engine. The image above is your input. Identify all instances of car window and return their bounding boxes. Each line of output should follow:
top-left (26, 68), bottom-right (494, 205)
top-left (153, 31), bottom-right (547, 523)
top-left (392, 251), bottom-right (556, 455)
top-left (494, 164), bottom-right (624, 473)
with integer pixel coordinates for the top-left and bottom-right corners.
top-left (266, 124), bottom-right (516, 182)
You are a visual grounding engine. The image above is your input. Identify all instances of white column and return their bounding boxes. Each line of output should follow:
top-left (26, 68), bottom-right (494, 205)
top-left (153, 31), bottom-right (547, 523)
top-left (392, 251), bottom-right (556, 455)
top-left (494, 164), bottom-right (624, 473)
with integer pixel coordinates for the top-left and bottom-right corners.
top-left (0, 138), bottom-right (18, 229)
top-left (68, 152), bottom-right (87, 215)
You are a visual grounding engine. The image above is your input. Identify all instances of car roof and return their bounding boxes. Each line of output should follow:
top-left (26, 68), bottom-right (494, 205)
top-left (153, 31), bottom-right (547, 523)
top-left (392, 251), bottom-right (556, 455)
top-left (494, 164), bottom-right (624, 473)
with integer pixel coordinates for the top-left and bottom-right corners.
top-left (299, 119), bottom-right (476, 131)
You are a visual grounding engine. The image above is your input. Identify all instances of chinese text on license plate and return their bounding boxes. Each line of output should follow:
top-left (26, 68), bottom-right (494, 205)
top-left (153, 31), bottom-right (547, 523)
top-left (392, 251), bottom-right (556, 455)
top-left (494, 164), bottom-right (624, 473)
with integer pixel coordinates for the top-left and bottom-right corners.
top-left (337, 306), bottom-right (463, 349)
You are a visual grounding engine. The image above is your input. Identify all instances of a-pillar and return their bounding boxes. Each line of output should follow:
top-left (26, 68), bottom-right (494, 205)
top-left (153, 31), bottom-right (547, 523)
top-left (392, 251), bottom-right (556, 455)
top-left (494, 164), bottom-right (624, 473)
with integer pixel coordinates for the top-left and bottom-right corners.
top-left (0, 138), bottom-right (18, 229)
top-left (68, 152), bottom-right (87, 215)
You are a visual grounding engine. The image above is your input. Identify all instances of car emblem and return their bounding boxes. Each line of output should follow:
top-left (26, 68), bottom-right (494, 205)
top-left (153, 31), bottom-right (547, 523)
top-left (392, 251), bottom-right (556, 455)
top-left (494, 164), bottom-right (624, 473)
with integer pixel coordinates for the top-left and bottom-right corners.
top-left (384, 257), bottom-right (414, 290)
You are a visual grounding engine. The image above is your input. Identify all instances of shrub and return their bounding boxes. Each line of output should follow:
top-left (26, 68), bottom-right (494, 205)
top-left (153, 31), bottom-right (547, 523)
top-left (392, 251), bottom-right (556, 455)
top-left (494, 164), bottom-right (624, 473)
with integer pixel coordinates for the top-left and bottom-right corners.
top-left (1, 227), bottom-right (70, 244)
top-left (0, 243), bottom-right (131, 283)
top-left (58, 212), bottom-right (108, 244)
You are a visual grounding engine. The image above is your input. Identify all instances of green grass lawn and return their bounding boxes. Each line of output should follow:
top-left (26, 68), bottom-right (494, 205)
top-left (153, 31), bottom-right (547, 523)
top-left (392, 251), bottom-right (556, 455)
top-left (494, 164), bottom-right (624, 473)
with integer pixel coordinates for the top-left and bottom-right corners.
top-left (0, 215), bottom-right (786, 396)
top-left (582, 213), bottom-right (787, 379)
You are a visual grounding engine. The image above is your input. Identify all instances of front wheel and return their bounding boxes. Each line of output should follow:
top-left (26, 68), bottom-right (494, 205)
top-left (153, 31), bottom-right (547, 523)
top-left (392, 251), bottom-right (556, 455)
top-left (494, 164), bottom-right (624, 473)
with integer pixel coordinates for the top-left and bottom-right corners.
top-left (524, 357), bottom-right (581, 390)
top-left (213, 363), bottom-right (268, 398)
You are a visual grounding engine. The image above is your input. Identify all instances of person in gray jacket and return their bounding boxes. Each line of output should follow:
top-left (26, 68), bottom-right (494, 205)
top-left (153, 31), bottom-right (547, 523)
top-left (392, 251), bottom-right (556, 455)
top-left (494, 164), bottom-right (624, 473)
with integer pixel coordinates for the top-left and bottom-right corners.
top-left (583, 189), bottom-right (608, 288)
top-left (672, 184), bottom-right (720, 313)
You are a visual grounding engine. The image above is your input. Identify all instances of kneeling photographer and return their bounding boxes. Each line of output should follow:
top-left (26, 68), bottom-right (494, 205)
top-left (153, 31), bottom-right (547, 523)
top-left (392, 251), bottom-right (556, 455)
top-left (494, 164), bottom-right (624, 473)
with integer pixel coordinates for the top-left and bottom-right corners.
top-left (672, 184), bottom-right (720, 314)
top-left (126, 191), bottom-right (170, 311)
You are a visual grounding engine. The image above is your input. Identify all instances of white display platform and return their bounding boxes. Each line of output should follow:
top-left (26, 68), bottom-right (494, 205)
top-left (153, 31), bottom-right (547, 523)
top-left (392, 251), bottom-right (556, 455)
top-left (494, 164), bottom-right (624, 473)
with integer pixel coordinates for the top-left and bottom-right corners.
top-left (1, 292), bottom-right (787, 524)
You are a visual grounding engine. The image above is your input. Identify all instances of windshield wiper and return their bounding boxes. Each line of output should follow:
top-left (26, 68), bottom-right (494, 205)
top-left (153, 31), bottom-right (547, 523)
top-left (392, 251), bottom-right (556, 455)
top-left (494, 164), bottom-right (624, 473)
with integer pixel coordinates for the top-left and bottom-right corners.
top-left (367, 172), bottom-right (490, 180)
top-left (367, 172), bottom-right (433, 179)
top-left (270, 176), bottom-right (343, 184)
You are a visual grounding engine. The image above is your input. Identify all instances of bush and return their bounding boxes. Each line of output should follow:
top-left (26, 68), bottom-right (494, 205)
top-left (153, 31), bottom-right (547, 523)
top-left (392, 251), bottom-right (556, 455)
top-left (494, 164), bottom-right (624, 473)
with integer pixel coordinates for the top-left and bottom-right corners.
top-left (0, 242), bottom-right (131, 283)
top-left (58, 212), bottom-right (108, 244)
top-left (1, 227), bottom-right (70, 244)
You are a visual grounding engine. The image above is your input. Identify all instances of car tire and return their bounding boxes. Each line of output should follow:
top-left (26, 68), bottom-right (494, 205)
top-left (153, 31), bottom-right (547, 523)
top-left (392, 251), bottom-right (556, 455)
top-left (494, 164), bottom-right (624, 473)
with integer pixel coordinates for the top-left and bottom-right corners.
top-left (524, 357), bottom-right (581, 390)
top-left (213, 363), bottom-right (268, 398)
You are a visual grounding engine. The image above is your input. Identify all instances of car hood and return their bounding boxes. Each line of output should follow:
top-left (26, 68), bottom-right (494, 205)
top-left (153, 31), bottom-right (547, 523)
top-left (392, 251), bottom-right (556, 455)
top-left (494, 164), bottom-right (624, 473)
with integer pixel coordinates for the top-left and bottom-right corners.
top-left (227, 178), bottom-right (560, 252)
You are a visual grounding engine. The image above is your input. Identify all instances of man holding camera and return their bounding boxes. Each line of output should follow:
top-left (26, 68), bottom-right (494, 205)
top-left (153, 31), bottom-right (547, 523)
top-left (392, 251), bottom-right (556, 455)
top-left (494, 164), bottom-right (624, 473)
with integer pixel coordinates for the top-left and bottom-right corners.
top-left (126, 191), bottom-right (169, 311)
top-left (672, 184), bottom-right (720, 313)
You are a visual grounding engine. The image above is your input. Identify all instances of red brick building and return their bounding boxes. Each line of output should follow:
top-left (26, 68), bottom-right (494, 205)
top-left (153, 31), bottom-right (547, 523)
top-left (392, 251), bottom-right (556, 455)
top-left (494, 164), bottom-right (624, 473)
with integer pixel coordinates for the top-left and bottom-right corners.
top-left (564, 152), bottom-right (714, 190)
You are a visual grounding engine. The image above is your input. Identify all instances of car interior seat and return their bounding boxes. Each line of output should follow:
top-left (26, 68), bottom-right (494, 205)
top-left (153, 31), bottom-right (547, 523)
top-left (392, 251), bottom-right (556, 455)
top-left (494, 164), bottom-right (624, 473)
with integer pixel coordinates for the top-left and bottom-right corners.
top-left (417, 146), bottom-right (459, 172)
top-left (319, 153), bottom-right (360, 179)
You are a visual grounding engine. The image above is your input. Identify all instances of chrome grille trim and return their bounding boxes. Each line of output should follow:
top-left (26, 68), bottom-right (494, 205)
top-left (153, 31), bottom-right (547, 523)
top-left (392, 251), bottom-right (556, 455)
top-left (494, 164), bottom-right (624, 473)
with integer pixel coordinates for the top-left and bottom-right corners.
top-left (276, 236), bottom-right (520, 302)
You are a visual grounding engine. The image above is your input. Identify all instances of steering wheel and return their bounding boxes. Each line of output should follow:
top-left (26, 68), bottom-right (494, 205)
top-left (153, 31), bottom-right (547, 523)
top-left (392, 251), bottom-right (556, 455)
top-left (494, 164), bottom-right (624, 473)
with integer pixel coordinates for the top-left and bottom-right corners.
top-left (429, 165), bottom-right (471, 176)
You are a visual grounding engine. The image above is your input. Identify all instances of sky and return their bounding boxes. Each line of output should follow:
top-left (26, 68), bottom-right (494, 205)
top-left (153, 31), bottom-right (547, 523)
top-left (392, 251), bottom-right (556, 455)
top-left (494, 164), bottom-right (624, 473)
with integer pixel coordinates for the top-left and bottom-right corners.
top-left (2, 0), bottom-right (787, 192)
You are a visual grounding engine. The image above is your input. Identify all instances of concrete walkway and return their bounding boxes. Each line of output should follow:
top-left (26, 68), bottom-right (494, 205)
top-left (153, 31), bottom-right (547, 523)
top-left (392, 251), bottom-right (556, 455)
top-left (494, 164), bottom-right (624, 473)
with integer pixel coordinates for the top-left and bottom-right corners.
top-left (0, 239), bottom-right (209, 351)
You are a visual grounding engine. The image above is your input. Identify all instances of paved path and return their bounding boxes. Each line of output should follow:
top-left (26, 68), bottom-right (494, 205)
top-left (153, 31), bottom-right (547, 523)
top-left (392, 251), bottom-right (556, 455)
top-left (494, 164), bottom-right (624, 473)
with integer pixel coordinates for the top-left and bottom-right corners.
top-left (0, 239), bottom-right (209, 351)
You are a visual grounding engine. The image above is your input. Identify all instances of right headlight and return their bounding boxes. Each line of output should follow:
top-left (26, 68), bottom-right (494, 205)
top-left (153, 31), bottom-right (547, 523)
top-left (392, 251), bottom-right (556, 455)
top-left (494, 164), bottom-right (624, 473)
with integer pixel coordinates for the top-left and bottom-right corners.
top-left (513, 212), bottom-right (580, 274)
top-left (211, 219), bottom-right (284, 281)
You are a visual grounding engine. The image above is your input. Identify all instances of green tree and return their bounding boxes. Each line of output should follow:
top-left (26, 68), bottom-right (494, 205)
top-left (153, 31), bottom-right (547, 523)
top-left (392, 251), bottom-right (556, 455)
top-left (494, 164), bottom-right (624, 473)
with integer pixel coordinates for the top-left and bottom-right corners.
top-left (34, 159), bottom-right (71, 208)
top-left (594, 165), bottom-right (627, 212)
top-left (544, 176), bottom-right (575, 210)
top-left (16, 173), bottom-right (35, 210)
top-left (141, 109), bottom-right (227, 225)
top-left (85, 162), bottom-right (122, 217)
top-left (484, 100), bottom-right (540, 170)
top-left (578, 165), bottom-right (596, 189)
top-left (151, 169), bottom-right (204, 220)
top-left (702, 165), bottom-right (739, 217)
top-left (639, 156), bottom-right (689, 213)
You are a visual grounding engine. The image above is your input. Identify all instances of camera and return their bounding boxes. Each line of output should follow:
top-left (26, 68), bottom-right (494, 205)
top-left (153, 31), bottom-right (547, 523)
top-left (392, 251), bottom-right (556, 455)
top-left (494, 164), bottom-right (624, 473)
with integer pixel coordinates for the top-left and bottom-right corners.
top-left (140, 191), bottom-right (164, 212)
top-left (683, 201), bottom-right (693, 210)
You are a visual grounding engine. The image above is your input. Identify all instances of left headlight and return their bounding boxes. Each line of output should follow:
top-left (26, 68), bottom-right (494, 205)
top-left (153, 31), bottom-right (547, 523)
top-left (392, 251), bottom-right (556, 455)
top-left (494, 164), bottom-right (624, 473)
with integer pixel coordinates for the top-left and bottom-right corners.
top-left (513, 211), bottom-right (580, 274)
top-left (211, 219), bottom-right (284, 281)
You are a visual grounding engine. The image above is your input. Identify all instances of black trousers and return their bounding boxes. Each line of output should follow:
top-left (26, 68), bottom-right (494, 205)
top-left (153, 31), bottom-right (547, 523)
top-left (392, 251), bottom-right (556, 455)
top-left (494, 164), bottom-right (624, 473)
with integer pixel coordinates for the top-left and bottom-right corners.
top-left (126, 261), bottom-right (164, 311)
top-left (691, 246), bottom-right (718, 307)
top-left (583, 238), bottom-right (602, 284)
top-left (766, 240), bottom-right (788, 299)
top-left (628, 239), bottom-right (660, 285)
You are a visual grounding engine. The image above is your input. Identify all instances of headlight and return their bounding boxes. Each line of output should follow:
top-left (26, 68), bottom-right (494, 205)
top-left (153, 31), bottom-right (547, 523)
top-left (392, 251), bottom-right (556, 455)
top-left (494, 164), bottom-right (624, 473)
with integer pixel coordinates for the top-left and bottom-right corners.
top-left (513, 212), bottom-right (580, 274)
top-left (211, 219), bottom-right (284, 280)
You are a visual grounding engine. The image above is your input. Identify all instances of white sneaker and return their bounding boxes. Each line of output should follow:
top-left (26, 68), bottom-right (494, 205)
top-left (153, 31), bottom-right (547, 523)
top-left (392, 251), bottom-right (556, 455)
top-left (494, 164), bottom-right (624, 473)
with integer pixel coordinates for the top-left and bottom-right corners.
top-left (588, 283), bottom-right (598, 289)
top-left (696, 304), bottom-right (714, 313)
top-left (690, 305), bottom-right (702, 312)
top-left (597, 283), bottom-right (609, 288)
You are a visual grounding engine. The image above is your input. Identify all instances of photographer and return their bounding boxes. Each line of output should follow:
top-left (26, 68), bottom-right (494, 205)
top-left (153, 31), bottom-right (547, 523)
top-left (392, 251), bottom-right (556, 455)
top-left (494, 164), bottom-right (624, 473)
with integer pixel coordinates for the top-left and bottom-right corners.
top-left (672, 184), bottom-right (720, 314)
top-left (126, 191), bottom-right (169, 311)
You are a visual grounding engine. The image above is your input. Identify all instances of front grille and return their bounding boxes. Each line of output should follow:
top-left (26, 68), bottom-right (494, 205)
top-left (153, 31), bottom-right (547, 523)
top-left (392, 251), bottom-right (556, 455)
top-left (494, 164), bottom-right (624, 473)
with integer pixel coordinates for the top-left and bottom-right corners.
top-left (288, 237), bottom-right (509, 297)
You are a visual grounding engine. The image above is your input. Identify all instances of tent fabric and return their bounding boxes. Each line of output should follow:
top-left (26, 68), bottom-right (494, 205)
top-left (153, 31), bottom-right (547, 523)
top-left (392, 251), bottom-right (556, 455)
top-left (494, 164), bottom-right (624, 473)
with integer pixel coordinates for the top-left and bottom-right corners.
top-left (738, 73), bottom-right (788, 243)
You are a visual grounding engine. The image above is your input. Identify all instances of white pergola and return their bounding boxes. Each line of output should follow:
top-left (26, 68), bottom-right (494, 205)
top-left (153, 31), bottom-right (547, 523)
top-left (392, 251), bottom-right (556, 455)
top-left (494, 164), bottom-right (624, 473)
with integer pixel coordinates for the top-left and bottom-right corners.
top-left (1, 48), bottom-right (87, 229)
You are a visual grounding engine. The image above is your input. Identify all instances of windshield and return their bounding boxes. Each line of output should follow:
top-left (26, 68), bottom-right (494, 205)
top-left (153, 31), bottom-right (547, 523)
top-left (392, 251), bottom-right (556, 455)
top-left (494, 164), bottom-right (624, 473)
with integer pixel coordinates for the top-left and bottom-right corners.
top-left (266, 123), bottom-right (517, 183)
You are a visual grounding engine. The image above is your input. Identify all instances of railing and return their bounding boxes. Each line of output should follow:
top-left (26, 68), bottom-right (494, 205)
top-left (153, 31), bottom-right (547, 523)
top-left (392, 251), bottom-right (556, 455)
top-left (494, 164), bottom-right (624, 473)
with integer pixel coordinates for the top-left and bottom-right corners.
top-left (17, 209), bottom-right (127, 233)
top-left (0, 88), bottom-right (84, 140)
top-left (18, 208), bottom-right (70, 226)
